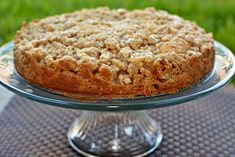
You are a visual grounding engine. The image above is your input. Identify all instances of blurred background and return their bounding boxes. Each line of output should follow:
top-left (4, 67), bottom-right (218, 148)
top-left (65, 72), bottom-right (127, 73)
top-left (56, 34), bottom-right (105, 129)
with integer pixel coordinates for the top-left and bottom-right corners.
top-left (0, 0), bottom-right (234, 83)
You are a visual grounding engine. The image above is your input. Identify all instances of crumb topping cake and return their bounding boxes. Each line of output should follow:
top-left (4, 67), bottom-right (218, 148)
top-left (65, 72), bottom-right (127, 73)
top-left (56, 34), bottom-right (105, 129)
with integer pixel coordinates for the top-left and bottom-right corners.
top-left (14, 7), bottom-right (215, 99)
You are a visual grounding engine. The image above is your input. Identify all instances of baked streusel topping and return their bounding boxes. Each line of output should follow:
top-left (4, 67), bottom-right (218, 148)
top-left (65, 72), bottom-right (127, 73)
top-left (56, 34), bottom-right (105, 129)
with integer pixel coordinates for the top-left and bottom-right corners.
top-left (14, 7), bottom-right (215, 99)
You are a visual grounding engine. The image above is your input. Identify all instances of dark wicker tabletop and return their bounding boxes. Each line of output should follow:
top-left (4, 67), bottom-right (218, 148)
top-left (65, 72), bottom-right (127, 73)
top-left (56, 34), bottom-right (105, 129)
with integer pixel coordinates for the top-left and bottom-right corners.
top-left (0, 85), bottom-right (235, 157)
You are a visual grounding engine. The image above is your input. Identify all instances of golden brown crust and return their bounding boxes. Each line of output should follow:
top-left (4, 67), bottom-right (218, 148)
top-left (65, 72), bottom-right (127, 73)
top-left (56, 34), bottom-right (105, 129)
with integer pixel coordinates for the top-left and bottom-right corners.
top-left (14, 7), bottom-right (215, 100)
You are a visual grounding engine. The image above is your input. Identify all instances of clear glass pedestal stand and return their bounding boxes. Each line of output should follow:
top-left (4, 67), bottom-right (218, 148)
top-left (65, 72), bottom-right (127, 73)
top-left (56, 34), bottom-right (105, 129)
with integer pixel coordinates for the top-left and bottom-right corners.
top-left (0, 41), bottom-right (234, 157)
top-left (68, 111), bottom-right (162, 157)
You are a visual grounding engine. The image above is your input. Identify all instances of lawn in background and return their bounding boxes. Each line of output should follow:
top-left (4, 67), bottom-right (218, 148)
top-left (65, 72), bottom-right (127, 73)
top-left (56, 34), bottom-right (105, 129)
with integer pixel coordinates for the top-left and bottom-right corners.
top-left (0, 0), bottom-right (234, 83)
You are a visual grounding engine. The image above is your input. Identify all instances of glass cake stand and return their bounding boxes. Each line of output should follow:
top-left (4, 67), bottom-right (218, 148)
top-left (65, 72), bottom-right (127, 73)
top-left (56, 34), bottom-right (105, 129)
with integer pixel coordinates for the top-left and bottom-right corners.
top-left (0, 41), bottom-right (234, 157)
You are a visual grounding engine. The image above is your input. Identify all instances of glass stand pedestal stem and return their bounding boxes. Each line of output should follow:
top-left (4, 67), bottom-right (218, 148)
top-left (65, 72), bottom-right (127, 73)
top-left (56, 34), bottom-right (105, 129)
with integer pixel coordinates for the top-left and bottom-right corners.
top-left (68, 111), bottom-right (163, 157)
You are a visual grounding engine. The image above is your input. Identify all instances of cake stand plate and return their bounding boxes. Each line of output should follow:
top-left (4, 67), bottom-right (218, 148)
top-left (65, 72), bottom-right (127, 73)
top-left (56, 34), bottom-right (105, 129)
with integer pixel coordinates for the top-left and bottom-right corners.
top-left (0, 41), bottom-right (234, 157)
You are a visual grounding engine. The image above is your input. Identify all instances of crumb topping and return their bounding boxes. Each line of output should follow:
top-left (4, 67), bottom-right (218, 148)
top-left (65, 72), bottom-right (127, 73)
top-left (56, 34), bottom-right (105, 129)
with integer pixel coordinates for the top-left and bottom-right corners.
top-left (15, 7), bottom-right (214, 84)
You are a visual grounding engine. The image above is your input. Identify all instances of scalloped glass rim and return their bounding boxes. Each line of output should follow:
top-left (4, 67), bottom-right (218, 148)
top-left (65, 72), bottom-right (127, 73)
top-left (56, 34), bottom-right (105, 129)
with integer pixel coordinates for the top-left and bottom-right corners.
top-left (0, 41), bottom-right (234, 111)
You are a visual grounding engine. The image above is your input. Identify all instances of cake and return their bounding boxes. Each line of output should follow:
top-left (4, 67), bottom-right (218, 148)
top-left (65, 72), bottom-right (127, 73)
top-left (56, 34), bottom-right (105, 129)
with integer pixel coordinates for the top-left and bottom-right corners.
top-left (14, 7), bottom-right (215, 99)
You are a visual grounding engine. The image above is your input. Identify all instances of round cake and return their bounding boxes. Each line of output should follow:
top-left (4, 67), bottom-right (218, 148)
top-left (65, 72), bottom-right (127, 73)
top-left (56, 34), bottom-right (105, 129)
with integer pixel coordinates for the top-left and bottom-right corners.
top-left (14, 7), bottom-right (215, 99)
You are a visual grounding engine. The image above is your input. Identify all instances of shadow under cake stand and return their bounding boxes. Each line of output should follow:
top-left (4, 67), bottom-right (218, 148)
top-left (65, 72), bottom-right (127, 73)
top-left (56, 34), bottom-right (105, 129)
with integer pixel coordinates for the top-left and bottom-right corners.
top-left (0, 41), bottom-right (234, 157)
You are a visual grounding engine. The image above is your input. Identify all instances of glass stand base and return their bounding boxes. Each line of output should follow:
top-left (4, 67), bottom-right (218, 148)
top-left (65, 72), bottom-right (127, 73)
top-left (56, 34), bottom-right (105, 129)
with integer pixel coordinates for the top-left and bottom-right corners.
top-left (67, 111), bottom-right (163, 157)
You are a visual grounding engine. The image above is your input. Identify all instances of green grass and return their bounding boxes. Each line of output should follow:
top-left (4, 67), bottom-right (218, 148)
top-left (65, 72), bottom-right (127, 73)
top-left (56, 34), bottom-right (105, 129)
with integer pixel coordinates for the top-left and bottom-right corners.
top-left (0, 0), bottom-right (234, 83)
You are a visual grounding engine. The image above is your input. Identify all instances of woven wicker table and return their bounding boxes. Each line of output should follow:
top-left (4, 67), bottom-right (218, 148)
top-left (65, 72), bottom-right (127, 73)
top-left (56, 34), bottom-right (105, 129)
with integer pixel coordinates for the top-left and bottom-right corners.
top-left (0, 85), bottom-right (235, 157)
